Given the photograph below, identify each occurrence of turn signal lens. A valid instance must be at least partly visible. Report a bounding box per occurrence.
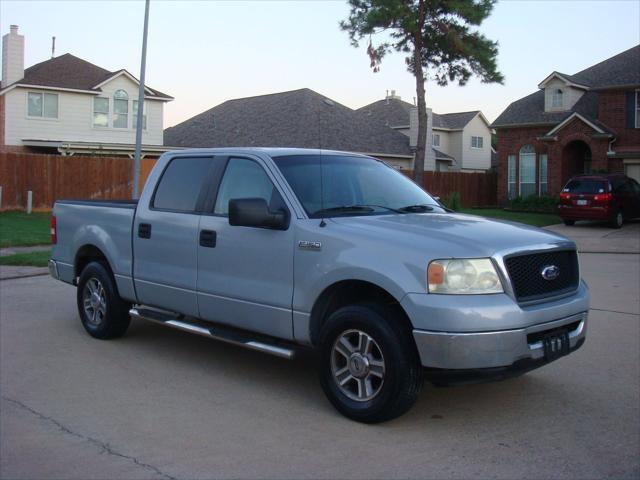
[427,262,444,285]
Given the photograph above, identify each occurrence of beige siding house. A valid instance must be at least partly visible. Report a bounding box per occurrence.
[0,25,172,156]
[358,92,494,172]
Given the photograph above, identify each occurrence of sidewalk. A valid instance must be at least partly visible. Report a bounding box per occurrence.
[0,265,49,281]
[0,245,51,257]
[0,245,51,280]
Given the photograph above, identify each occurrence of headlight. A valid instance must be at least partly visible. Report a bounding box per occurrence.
[427,258,503,294]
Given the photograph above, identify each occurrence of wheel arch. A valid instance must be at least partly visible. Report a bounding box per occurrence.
[74,244,111,279]
[308,279,413,346]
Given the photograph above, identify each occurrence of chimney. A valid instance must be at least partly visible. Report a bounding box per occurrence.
[386,89,401,101]
[2,25,25,88]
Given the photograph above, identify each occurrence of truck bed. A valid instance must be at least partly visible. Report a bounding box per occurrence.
[51,199,138,301]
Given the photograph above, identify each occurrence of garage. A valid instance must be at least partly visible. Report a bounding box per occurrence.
[624,160,640,183]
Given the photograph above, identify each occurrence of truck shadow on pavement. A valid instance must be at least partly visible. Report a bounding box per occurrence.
[120,317,573,429]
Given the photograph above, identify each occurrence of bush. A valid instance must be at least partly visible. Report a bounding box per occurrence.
[444,191,461,211]
[509,195,559,213]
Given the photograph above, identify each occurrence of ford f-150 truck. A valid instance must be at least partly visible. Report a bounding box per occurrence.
[50,148,589,423]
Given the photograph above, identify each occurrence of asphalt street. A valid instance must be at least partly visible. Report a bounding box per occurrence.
[1,253,638,479]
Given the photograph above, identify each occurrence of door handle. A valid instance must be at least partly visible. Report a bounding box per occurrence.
[138,223,152,239]
[199,229,217,248]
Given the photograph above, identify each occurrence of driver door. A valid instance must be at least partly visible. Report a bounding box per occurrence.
[196,156,295,340]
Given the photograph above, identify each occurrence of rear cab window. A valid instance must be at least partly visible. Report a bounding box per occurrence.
[563,179,608,195]
[152,157,212,212]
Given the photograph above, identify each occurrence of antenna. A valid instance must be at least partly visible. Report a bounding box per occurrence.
[317,100,326,228]
[51,36,56,58]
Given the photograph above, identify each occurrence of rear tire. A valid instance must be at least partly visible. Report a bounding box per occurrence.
[77,261,131,339]
[610,210,623,229]
[563,220,575,226]
[318,304,423,423]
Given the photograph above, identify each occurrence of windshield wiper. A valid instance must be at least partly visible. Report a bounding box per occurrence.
[398,204,435,213]
[313,204,402,216]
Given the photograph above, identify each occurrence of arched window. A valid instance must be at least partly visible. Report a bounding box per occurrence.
[113,89,129,128]
[519,144,536,198]
[552,88,563,109]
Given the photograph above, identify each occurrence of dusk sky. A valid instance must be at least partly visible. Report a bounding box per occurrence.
[2,0,639,128]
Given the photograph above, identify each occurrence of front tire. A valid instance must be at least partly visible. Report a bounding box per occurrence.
[77,261,131,339]
[318,304,423,423]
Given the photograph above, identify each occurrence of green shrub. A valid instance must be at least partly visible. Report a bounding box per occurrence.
[444,191,461,211]
[509,195,559,213]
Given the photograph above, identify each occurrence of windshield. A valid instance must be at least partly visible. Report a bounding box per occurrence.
[563,179,608,194]
[272,154,442,218]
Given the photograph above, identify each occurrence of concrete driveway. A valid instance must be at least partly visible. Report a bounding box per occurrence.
[545,220,640,254]
[1,252,639,479]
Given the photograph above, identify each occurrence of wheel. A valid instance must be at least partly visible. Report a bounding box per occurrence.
[610,210,623,229]
[318,304,423,423]
[563,220,575,226]
[77,261,131,339]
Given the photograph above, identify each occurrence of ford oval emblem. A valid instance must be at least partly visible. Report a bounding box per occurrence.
[541,265,560,281]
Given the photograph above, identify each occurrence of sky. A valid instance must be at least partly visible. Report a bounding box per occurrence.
[1,0,639,128]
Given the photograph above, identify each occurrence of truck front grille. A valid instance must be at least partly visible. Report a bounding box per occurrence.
[505,250,579,302]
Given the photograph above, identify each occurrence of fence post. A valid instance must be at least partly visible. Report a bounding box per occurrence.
[27,190,33,214]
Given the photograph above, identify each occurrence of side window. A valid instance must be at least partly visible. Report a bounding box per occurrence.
[214,158,285,216]
[153,157,212,212]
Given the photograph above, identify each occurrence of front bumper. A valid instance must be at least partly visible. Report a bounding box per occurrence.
[412,311,587,370]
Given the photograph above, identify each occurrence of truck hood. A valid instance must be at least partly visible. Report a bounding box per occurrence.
[329,212,573,258]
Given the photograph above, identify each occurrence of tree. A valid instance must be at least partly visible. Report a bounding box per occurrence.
[341,0,503,185]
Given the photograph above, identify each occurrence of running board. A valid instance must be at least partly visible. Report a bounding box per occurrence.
[129,307,296,360]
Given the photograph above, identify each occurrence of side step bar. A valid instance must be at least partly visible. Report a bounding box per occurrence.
[129,307,296,360]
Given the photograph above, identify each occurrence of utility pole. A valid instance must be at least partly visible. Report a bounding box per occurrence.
[133,0,150,198]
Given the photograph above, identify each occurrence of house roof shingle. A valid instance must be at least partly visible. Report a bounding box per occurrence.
[163,88,412,156]
[433,111,480,130]
[356,98,479,130]
[492,45,639,128]
[2,53,172,99]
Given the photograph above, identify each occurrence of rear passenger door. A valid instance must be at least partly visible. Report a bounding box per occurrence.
[196,156,295,340]
[133,156,215,316]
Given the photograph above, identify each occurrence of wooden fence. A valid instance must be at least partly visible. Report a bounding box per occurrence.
[0,153,498,210]
[0,152,157,210]
[402,170,497,207]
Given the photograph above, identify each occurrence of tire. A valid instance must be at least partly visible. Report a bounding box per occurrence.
[610,210,623,229]
[318,304,423,423]
[563,220,575,226]
[77,261,131,339]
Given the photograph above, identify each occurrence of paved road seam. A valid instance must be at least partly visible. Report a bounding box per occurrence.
[590,307,640,317]
[2,396,178,480]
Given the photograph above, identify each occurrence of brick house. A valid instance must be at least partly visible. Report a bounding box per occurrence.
[492,45,640,204]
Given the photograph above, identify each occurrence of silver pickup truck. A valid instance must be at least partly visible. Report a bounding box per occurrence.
[50,148,589,423]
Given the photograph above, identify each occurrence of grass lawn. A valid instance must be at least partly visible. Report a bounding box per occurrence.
[459,208,561,228]
[0,211,51,248]
[0,249,51,267]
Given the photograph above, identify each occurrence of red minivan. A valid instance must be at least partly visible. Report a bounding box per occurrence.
[558,174,640,228]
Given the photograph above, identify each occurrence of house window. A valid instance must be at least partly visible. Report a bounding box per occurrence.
[93,97,109,127]
[636,91,640,128]
[27,92,58,118]
[539,154,548,195]
[507,154,517,200]
[471,136,483,149]
[432,133,440,147]
[519,144,536,198]
[113,89,129,128]
[552,89,563,109]
[133,100,147,130]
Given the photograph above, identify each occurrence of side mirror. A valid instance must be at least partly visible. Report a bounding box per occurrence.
[228,198,289,230]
